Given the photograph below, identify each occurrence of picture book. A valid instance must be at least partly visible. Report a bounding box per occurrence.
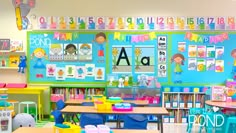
[0,56,8,67]
[63,43,78,61]
[0,39,10,50]
[65,65,76,78]
[76,66,86,79]
[94,67,105,80]
[188,45,197,57]
[49,44,63,61]
[9,55,20,67]
[211,86,226,101]
[215,60,224,72]
[10,40,23,52]
[46,64,56,77]
[78,43,92,61]
[188,58,197,70]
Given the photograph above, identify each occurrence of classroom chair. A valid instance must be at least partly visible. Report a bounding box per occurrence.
[56,99,66,110]
[18,101,38,122]
[225,116,236,133]
[123,114,148,129]
[51,109,64,124]
[79,102,105,128]
[7,100,19,113]
[117,103,137,128]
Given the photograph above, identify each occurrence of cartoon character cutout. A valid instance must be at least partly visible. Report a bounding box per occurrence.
[18,55,27,73]
[49,44,63,60]
[231,49,236,80]
[171,53,185,83]
[31,48,47,78]
[94,32,107,61]
[64,43,77,60]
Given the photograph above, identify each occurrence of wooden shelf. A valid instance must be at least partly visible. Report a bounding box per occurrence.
[0,67,18,70]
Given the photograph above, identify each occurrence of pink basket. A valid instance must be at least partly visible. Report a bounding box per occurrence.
[74,94,84,99]
[112,106,133,111]
[50,94,64,102]
[6,83,27,88]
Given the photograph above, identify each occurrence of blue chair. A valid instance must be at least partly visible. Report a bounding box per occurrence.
[56,99,66,110]
[123,114,148,129]
[51,110,64,124]
[79,102,105,128]
[117,103,137,128]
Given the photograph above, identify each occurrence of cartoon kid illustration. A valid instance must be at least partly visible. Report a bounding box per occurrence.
[50,44,62,55]
[94,32,107,57]
[231,49,236,80]
[31,48,47,78]
[171,53,185,83]
[65,43,77,55]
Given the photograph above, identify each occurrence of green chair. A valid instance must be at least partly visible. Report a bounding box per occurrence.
[225,116,236,133]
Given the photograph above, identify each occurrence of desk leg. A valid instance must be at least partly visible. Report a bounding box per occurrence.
[158,115,163,133]
[38,94,41,121]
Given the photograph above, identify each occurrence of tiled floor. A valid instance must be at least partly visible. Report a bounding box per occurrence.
[42,122,203,133]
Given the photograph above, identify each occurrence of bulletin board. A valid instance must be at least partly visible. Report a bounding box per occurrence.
[27,30,235,85]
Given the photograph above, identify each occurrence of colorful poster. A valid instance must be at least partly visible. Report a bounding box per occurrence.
[10,40,23,51]
[206,58,215,71]
[49,44,63,61]
[197,45,206,58]
[78,43,92,61]
[57,17,67,29]
[112,46,132,73]
[0,39,10,50]
[65,65,76,78]
[55,67,66,80]
[134,46,155,73]
[215,46,224,59]
[215,60,224,72]
[188,58,197,70]
[96,17,106,29]
[76,66,86,79]
[46,64,56,77]
[178,42,186,52]
[157,36,167,49]
[63,43,78,61]
[95,67,105,80]
[158,64,167,77]
[157,50,167,63]
[206,45,215,58]
[197,59,206,72]
[188,45,197,57]
[85,64,95,76]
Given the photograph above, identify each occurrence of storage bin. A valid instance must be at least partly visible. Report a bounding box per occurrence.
[53,122,81,133]
[50,94,64,102]
[172,87,182,92]
[163,87,171,92]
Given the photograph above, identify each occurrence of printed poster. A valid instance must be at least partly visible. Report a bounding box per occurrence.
[63,43,78,61]
[197,59,206,72]
[9,55,20,67]
[85,64,95,76]
[65,65,76,78]
[211,86,226,101]
[56,67,66,80]
[215,60,224,72]
[78,43,92,61]
[76,66,86,79]
[46,64,56,77]
[206,58,215,71]
[157,64,167,77]
[49,44,63,61]
[188,58,197,70]
[95,67,105,80]
[178,42,186,52]
[206,46,215,58]
[0,39,10,50]
[157,50,167,63]
[10,40,23,51]
[157,36,167,49]
[188,45,197,57]
[215,46,224,59]
[197,45,206,58]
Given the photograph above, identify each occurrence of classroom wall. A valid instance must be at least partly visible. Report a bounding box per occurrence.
[1,0,236,114]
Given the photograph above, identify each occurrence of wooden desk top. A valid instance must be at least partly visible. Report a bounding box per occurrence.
[65,99,149,106]
[13,127,159,133]
[205,100,236,109]
[61,105,169,115]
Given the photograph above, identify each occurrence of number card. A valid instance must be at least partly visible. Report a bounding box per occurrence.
[136,17,145,30]
[58,16,67,29]
[107,17,115,29]
[49,44,63,61]
[176,17,185,30]
[68,17,76,30]
[166,17,175,30]
[196,17,205,30]
[157,17,165,30]
[216,17,225,30]
[146,17,155,30]
[186,17,195,30]
[77,17,86,30]
[96,17,106,29]
[38,16,48,29]
[63,43,78,61]
[227,17,235,30]
[206,17,215,30]
[87,16,95,29]
[116,17,125,29]
[48,16,57,29]
[126,17,135,30]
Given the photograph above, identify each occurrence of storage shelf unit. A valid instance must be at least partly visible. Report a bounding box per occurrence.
[162,86,207,123]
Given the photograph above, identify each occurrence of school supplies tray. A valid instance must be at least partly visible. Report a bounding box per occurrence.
[80,130,114,133]
[107,97,123,103]
[112,103,133,111]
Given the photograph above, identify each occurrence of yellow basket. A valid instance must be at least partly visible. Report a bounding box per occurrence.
[105,102,112,110]
[53,122,81,133]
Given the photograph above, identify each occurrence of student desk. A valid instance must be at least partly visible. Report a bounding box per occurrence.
[61,106,168,133]
[13,127,159,133]
[205,100,236,109]
[66,99,149,106]
[0,87,47,121]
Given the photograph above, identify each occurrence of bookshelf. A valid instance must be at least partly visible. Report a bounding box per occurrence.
[162,87,206,123]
